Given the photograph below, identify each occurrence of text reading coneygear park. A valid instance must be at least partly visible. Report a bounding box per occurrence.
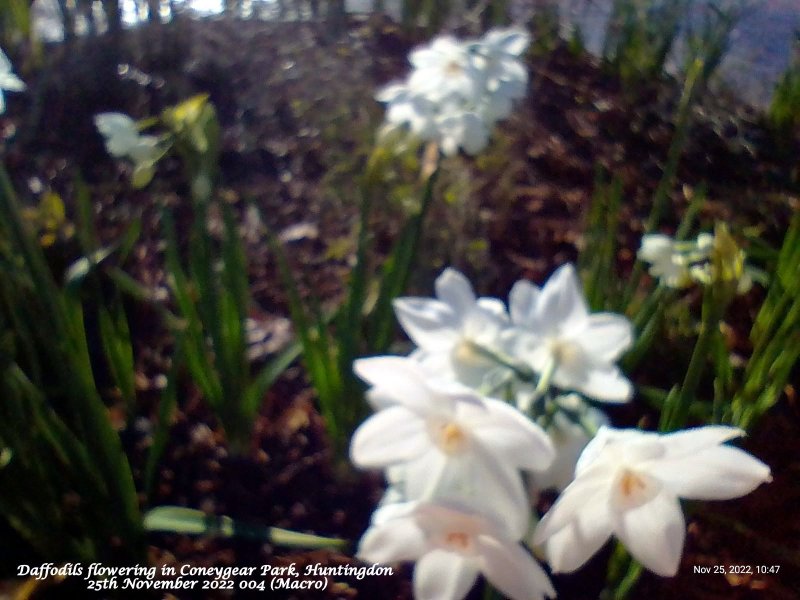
[18,561,393,592]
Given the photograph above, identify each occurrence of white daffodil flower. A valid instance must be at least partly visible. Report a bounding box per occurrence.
[638,234,694,288]
[393,268,512,389]
[350,356,554,537]
[509,263,634,402]
[407,36,483,105]
[358,501,556,600]
[533,425,772,577]
[638,233,714,289]
[94,112,160,165]
[531,394,609,493]
[375,28,530,156]
[0,48,26,114]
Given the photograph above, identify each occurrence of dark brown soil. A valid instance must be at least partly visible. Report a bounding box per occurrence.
[2,13,798,600]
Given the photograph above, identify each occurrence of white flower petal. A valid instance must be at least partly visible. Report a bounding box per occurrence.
[353,356,444,412]
[649,445,771,500]
[414,550,479,600]
[468,398,555,472]
[509,279,541,324]
[613,491,685,577]
[659,426,744,458]
[483,28,531,56]
[577,314,633,362]
[425,448,531,541]
[638,234,674,263]
[350,406,429,468]
[533,470,610,543]
[476,297,509,320]
[357,516,427,564]
[434,268,477,317]
[393,297,461,351]
[404,450,449,502]
[477,536,555,600]
[543,509,614,573]
[0,72,25,91]
[576,365,633,403]
[528,264,589,333]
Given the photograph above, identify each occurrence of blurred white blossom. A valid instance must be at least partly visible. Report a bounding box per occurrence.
[94,112,160,165]
[350,356,554,537]
[393,268,512,389]
[358,501,555,600]
[509,264,634,402]
[638,233,714,289]
[376,28,530,155]
[0,48,25,114]
[533,425,771,576]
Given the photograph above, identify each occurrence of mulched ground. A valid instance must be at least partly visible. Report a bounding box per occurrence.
[2,12,799,600]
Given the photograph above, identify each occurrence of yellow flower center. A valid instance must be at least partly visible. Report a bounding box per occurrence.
[452,338,493,368]
[433,421,469,455]
[444,60,463,76]
[444,531,471,550]
[619,469,647,499]
[548,338,582,368]
[612,467,658,510]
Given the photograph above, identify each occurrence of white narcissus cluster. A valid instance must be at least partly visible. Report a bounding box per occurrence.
[638,229,755,294]
[376,28,530,156]
[350,264,772,599]
[638,233,714,289]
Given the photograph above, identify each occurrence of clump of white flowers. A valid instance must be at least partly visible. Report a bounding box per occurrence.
[376,28,530,156]
[350,264,772,599]
[638,225,756,294]
[0,48,26,114]
[638,232,714,289]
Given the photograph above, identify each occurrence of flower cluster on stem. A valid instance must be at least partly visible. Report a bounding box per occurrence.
[350,262,772,598]
[376,28,530,156]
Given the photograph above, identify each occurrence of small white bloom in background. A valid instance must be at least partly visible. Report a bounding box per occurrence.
[509,263,634,403]
[393,268,511,389]
[358,501,556,600]
[530,394,609,493]
[376,27,530,156]
[533,425,771,577]
[350,356,554,537]
[94,112,160,165]
[637,234,694,289]
[638,233,713,289]
[0,48,26,114]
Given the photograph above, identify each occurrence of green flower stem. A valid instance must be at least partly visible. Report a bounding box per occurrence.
[519,356,558,416]
[621,58,704,309]
[662,282,726,431]
[601,542,642,600]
